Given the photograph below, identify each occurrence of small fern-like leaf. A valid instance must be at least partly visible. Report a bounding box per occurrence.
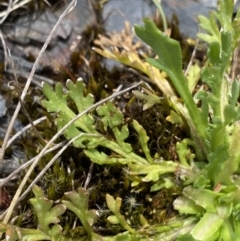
[29,185,66,235]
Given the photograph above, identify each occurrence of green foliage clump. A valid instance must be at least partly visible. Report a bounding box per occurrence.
[134,0,240,240]
[40,0,240,239]
[3,0,240,240]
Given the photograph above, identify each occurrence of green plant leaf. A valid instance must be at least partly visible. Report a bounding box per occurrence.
[190,211,224,241]
[206,144,229,182]
[135,19,184,89]
[132,89,161,110]
[106,194,136,233]
[173,196,205,215]
[106,194,116,213]
[42,79,149,165]
[215,123,240,184]
[183,186,222,212]
[176,139,195,167]
[135,18,208,161]
[186,64,201,94]
[97,102,132,153]
[208,41,221,65]
[107,215,120,225]
[229,78,240,108]
[129,162,178,183]
[132,120,153,163]
[63,188,101,239]
[42,79,97,148]
[218,0,234,31]
[150,176,175,191]
[29,185,66,235]
[166,110,183,124]
[0,223,52,241]
[197,13,220,43]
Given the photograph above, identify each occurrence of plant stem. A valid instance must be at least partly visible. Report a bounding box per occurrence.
[152,0,167,32]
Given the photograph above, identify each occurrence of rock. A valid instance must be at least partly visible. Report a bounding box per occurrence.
[103,0,240,39]
[0,95,6,118]
[5,10,72,48]
[1,0,95,71]
[103,0,153,32]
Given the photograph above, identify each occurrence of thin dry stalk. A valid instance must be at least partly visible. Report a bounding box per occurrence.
[184,38,199,76]
[0,0,13,24]
[84,162,94,189]
[6,116,47,148]
[0,0,33,19]
[20,134,98,202]
[0,0,77,228]
[0,141,66,189]
[0,30,8,70]
[8,50,47,145]
[0,0,77,163]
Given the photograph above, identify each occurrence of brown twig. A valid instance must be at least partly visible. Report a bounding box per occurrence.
[84,162,94,189]
[7,50,47,145]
